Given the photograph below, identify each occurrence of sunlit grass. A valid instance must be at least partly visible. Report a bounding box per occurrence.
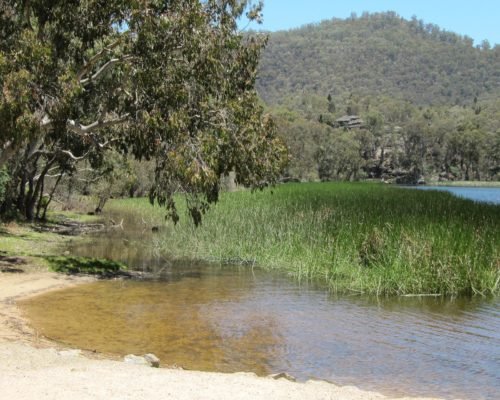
[0,223,67,256]
[45,255,126,276]
[107,182,500,296]
[0,214,116,275]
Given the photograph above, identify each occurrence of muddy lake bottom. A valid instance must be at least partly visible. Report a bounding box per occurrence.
[22,263,500,400]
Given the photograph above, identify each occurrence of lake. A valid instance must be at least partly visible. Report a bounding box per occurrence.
[407,185,500,205]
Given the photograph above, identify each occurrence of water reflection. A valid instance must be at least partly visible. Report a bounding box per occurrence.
[66,212,172,272]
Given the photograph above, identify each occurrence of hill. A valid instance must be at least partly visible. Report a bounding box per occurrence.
[257,12,499,106]
[254,12,500,183]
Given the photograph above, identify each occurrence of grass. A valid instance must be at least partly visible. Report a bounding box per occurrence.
[0,223,68,257]
[106,182,500,297]
[45,255,127,276]
[45,210,103,224]
[0,214,127,276]
[0,207,101,257]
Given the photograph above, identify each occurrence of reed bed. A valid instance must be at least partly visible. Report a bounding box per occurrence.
[108,183,500,296]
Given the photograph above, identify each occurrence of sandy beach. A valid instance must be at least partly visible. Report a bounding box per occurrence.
[0,266,441,400]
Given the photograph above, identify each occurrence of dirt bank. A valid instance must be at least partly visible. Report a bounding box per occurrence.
[0,266,440,400]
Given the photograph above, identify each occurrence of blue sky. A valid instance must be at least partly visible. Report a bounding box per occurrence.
[246,0,500,45]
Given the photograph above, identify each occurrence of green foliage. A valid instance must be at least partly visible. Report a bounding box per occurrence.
[272,110,327,180]
[255,12,500,183]
[267,94,500,182]
[108,183,500,296]
[0,0,287,222]
[85,150,136,212]
[257,12,499,106]
[0,167,9,204]
[316,130,363,181]
[45,255,127,276]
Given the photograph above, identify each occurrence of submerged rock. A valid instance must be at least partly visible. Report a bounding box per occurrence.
[268,372,296,382]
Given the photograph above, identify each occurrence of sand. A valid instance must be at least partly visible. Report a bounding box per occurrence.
[0,267,441,400]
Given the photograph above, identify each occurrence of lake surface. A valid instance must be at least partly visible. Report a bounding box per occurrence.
[408,185,500,205]
[21,206,500,400]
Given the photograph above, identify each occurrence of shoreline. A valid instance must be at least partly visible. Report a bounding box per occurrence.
[0,268,95,346]
[0,266,442,400]
[425,181,500,188]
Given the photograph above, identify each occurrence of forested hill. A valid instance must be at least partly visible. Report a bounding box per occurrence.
[253,13,500,183]
[257,12,500,106]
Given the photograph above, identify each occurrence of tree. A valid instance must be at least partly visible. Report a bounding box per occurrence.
[0,0,287,222]
[316,130,363,181]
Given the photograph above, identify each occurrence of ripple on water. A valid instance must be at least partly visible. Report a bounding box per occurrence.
[20,267,500,400]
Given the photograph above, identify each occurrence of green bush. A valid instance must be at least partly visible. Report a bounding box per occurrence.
[0,167,10,204]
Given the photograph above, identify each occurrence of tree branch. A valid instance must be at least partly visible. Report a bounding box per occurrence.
[66,114,130,135]
[95,137,119,149]
[60,149,91,161]
[80,55,134,86]
[39,113,130,135]
[77,39,122,81]
[45,173,64,178]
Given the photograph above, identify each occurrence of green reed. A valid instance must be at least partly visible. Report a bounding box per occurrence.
[108,183,500,296]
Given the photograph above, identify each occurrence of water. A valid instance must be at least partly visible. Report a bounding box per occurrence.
[407,185,500,205]
[20,204,500,400]
[21,269,500,400]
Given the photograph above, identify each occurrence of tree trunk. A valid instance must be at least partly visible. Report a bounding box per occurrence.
[35,176,45,220]
[42,173,64,220]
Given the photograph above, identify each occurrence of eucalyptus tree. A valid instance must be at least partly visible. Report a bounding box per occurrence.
[0,0,287,222]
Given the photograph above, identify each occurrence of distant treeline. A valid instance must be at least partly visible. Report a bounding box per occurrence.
[271,94,500,183]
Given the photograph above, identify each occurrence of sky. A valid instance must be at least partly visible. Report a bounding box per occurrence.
[245,0,500,46]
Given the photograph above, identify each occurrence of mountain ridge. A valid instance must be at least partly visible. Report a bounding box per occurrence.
[256,12,499,106]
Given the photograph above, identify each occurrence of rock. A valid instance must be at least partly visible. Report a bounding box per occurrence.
[268,372,296,382]
[124,354,149,366]
[143,353,160,368]
[124,353,160,368]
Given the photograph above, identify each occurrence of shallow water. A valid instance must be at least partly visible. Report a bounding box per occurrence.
[20,203,500,400]
[22,264,500,399]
